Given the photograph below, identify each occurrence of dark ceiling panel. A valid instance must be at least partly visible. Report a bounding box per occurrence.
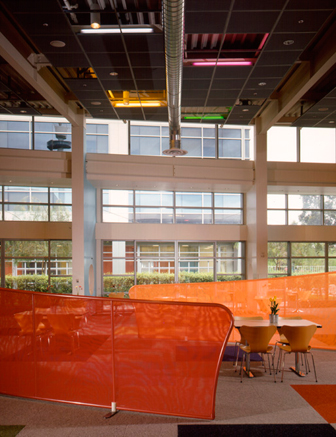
[215,66,252,79]
[208,89,243,99]
[2,0,62,13]
[211,79,247,90]
[243,77,282,89]
[185,12,228,34]
[265,33,314,51]
[10,12,73,36]
[257,50,301,66]
[87,53,129,68]
[250,66,291,78]
[206,98,237,106]
[227,12,279,33]
[286,0,335,10]
[29,35,84,54]
[185,0,231,11]
[64,79,103,91]
[274,10,332,33]
[43,53,90,68]
[183,67,214,79]
[233,0,286,10]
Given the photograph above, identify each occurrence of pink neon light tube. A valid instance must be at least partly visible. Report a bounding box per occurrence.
[193,61,253,66]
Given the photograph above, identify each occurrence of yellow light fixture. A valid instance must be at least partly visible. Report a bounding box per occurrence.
[114,101,162,107]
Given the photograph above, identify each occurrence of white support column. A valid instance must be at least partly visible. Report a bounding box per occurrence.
[72,112,97,295]
[246,119,268,279]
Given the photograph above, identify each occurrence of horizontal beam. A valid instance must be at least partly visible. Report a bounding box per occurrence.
[0,33,82,127]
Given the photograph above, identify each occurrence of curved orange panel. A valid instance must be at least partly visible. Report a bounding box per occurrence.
[0,287,233,420]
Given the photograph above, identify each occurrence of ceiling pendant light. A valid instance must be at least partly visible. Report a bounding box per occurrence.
[90,4,101,29]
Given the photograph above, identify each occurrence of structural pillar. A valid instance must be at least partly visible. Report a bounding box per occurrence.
[246,118,268,279]
[71,112,97,295]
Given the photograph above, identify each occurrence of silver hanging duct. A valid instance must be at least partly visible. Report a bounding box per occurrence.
[162,0,187,156]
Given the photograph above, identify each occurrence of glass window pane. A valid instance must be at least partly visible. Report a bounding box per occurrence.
[4,204,48,221]
[162,126,169,136]
[0,132,30,149]
[267,194,286,209]
[35,122,71,133]
[103,207,133,223]
[268,210,286,225]
[137,243,174,257]
[176,208,212,224]
[50,188,72,204]
[268,242,288,257]
[203,138,216,157]
[0,121,29,131]
[292,258,325,275]
[181,138,202,157]
[267,126,297,162]
[217,242,244,257]
[288,210,322,225]
[215,209,242,224]
[179,243,213,258]
[245,139,250,159]
[135,208,174,223]
[203,128,216,138]
[217,259,244,274]
[131,126,160,136]
[176,192,212,207]
[104,260,135,275]
[131,136,160,155]
[328,259,336,272]
[103,241,135,258]
[50,205,72,221]
[218,139,241,158]
[324,211,336,225]
[4,186,46,203]
[5,240,48,257]
[215,193,242,208]
[135,191,173,206]
[181,127,202,137]
[50,241,72,258]
[324,195,336,209]
[245,129,250,139]
[86,124,108,134]
[102,190,133,206]
[288,194,321,209]
[218,128,241,139]
[50,260,72,275]
[291,242,325,257]
[328,243,336,257]
[268,258,288,275]
[301,128,336,163]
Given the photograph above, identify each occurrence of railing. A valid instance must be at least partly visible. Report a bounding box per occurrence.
[0,287,233,420]
[129,271,336,350]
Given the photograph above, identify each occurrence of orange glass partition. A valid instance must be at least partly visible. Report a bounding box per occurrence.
[0,287,233,420]
[129,272,336,350]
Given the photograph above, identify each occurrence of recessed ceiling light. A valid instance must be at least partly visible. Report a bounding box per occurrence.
[43,23,49,27]
[242,109,249,112]
[318,107,329,112]
[283,40,294,46]
[20,110,27,113]
[258,82,267,86]
[298,20,304,24]
[82,83,87,87]
[329,121,335,124]
[110,72,118,76]
[91,101,102,106]
[253,92,257,96]
[50,40,66,48]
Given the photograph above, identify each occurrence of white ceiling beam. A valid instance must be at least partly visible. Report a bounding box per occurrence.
[0,32,82,127]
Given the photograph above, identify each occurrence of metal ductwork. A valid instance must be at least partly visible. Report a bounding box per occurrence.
[162,0,187,156]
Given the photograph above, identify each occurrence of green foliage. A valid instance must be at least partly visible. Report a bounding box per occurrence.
[103,272,243,296]
[5,275,72,294]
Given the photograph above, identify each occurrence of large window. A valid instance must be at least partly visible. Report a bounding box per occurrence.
[130,123,252,159]
[103,240,245,296]
[1,186,72,222]
[103,189,243,224]
[268,241,336,277]
[0,117,108,153]
[267,194,336,225]
[3,240,72,293]
[267,126,336,163]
